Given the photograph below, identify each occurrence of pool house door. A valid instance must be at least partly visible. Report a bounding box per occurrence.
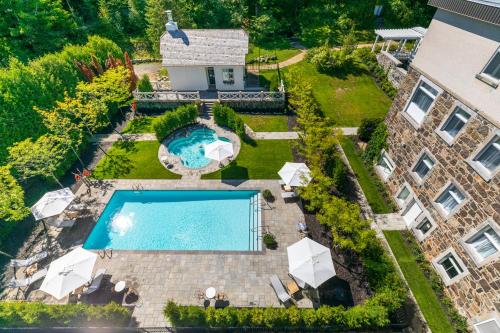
[206,67,216,90]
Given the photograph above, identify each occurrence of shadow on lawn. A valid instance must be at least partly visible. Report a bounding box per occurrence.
[220,162,249,180]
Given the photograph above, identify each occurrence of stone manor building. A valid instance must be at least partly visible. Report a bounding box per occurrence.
[377,0,499,330]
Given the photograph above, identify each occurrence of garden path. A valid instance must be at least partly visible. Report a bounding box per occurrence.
[91,133,156,143]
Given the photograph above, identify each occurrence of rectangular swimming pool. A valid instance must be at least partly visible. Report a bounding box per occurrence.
[83,190,261,251]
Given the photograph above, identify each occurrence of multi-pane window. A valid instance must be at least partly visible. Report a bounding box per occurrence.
[376,151,395,179]
[435,183,465,217]
[440,107,471,140]
[405,80,439,125]
[465,225,500,263]
[396,186,410,207]
[474,317,500,333]
[472,135,500,179]
[416,217,433,235]
[481,49,500,82]
[413,153,435,180]
[438,253,464,279]
[222,68,234,84]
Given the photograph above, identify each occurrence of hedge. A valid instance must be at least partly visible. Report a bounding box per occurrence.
[212,103,245,137]
[0,301,130,328]
[164,301,390,330]
[362,122,388,165]
[153,104,199,142]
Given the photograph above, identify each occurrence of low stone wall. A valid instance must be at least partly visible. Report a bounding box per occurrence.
[376,51,408,89]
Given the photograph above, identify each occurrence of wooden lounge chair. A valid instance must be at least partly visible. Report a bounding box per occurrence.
[269,274,292,305]
[82,268,106,295]
[7,268,48,298]
[289,273,307,289]
[45,214,77,228]
[9,251,48,268]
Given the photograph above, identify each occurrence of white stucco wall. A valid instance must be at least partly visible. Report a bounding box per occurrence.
[166,65,245,91]
[412,9,500,125]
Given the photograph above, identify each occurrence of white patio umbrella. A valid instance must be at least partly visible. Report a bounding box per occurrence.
[278,162,312,187]
[204,140,234,162]
[40,247,97,300]
[31,188,75,221]
[287,237,336,289]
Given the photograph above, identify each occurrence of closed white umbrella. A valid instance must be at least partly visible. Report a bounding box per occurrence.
[31,188,75,221]
[287,237,335,288]
[278,162,312,187]
[40,247,97,300]
[204,140,234,162]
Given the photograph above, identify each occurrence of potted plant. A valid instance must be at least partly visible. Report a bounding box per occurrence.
[263,232,278,249]
[262,189,275,202]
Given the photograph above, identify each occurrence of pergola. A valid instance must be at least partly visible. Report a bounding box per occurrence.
[372,27,427,60]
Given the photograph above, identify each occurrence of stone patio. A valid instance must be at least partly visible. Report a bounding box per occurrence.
[6,179,312,327]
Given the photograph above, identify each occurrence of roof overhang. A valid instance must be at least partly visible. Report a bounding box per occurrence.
[374,27,427,40]
[428,0,500,26]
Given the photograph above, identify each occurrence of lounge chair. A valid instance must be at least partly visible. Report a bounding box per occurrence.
[7,267,48,298]
[45,214,76,228]
[269,274,292,304]
[9,251,48,268]
[281,191,298,200]
[82,268,106,295]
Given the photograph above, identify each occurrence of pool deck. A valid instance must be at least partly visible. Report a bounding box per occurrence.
[9,179,312,327]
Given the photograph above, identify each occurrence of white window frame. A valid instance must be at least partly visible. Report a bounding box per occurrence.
[461,218,500,267]
[402,76,442,129]
[435,101,475,146]
[409,149,437,185]
[412,212,437,241]
[394,182,413,209]
[473,314,500,333]
[375,150,396,181]
[466,130,500,182]
[222,68,235,85]
[432,180,468,220]
[432,248,469,286]
[476,47,500,88]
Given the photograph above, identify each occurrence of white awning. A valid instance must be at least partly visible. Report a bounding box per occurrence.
[374,27,427,40]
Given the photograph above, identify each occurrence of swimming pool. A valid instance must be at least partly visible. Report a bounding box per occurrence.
[167,128,230,169]
[83,190,261,251]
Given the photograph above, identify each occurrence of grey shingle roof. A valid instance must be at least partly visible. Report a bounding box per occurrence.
[160,29,248,66]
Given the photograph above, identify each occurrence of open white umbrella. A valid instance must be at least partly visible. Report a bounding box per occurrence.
[40,247,97,300]
[31,188,75,221]
[278,162,312,187]
[287,237,335,288]
[204,140,234,162]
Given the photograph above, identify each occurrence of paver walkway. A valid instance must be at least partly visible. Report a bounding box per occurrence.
[249,128,358,140]
[91,133,157,143]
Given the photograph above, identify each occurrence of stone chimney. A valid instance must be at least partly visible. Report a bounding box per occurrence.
[165,10,178,32]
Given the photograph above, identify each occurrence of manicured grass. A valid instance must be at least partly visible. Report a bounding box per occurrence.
[122,116,155,134]
[93,141,181,179]
[340,137,393,214]
[240,114,289,132]
[246,39,301,64]
[202,139,293,180]
[384,231,455,333]
[261,60,391,126]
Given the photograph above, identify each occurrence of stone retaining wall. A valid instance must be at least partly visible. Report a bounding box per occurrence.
[383,66,499,322]
[376,51,408,89]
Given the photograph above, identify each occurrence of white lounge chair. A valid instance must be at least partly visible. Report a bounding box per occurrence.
[269,274,292,305]
[7,268,48,291]
[45,214,76,228]
[9,251,48,268]
[281,191,298,200]
[82,268,107,295]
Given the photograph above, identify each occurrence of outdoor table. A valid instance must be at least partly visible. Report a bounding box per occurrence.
[205,287,216,299]
[287,280,300,296]
[25,263,38,277]
[114,280,126,293]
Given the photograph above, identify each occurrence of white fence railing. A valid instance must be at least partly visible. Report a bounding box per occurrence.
[133,91,200,102]
[218,80,285,102]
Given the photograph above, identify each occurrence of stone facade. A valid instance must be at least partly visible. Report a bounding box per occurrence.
[376,51,408,89]
[383,66,499,321]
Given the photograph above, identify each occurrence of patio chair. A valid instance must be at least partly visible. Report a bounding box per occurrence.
[45,214,76,228]
[269,274,292,305]
[281,191,298,200]
[82,268,106,295]
[9,251,48,269]
[288,273,307,289]
[7,267,48,298]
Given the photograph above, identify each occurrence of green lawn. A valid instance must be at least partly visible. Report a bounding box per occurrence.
[202,139,293,179]
[340,137,393,214]
[122,116,155,134]
[384,231,455,333]
[246,38,301,64]
[93,141,181,179]
[240,114,289,132]
[261,60,391,126]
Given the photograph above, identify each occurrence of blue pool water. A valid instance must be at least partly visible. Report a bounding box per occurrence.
[83,190,261,251]
[167,128,230,169]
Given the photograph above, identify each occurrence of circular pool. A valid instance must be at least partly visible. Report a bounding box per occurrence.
[167,128,230,169]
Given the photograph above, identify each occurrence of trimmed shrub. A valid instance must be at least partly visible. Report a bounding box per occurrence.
[362,122,388,165]
[358,118,383,142]
[306,47,352,74]
[262,233,277,249]
[153,104,198,142]
[212,103,245,137]
[0,301,130,328]
[137,74,154,92]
